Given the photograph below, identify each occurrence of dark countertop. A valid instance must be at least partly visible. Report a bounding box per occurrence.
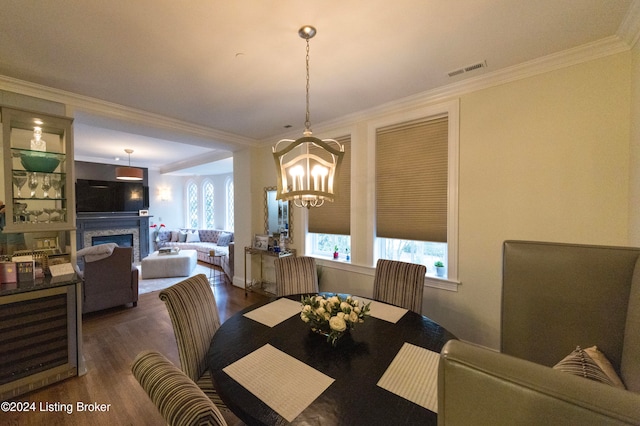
[0,273,81,297]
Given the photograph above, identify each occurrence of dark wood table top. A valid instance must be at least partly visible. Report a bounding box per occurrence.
[208,294,457,425]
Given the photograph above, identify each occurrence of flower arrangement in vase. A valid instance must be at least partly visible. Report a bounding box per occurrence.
[300,294,371,346]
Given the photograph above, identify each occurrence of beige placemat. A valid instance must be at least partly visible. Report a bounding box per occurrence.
[223,344,335,422]
[358,298,408,323]
[243,297,302,327]
[377,342,439,413]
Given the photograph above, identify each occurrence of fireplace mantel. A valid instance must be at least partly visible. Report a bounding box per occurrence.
[76,213,151,263]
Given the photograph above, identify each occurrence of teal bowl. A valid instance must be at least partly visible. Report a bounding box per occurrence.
[20,153,61,173]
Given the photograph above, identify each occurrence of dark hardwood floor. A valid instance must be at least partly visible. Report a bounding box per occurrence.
[4,264,270,426]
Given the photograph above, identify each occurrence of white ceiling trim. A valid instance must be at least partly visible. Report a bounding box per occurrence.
[160,151,233,175]
[618,0,640,47]
[264,35,633,144]
[0,74,258,149]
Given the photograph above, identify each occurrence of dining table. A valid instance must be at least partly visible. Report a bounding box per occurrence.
[207,293,457,425]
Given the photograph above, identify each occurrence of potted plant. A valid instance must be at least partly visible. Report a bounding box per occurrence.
[434,261,446,277]
[333,245,339,259]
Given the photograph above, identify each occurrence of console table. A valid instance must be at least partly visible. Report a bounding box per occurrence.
[243,247,296,296]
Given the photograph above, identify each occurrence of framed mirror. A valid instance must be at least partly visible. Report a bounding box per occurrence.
[264,186,292,240]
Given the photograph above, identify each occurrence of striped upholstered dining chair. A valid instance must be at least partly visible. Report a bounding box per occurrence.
[132,350,227,426]
[372,259,427,314]
[158,274,241,425]
[274,256,319,297]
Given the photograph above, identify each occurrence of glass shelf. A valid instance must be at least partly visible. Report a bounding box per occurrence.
[11,148,66,159]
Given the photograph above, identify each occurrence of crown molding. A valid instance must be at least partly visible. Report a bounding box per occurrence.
[618,0,640,48]
[265,35,632,143]
[0,75,258,149]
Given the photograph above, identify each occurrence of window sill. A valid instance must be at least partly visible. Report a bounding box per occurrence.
[314,256,460,292]
[424,275,459,292]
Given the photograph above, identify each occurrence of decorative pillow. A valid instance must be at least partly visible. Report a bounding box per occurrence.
[553,346,626,389]
[186,230,201,243]
[583,346,626,389]
[170,230,180,242]
[178,231,188,243]
[217,232,233,247]
[157,230,171,243]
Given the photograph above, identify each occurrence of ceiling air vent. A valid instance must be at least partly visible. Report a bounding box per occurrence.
[448,60,487,78]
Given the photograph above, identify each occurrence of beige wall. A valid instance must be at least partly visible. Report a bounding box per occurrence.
[244,51,632,349]
[430,53,631,347]
[630,38,640,246]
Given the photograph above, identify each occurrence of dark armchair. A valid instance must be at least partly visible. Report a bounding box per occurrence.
[81,246,139,314]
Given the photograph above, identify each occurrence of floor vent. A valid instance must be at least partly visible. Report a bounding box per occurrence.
[448,60,487,77]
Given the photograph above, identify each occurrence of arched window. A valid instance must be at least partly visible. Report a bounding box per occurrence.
[226,177,234,231]
[203,179,215,229]
[186,180,198,228]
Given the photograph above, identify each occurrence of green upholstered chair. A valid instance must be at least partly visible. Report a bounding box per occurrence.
[372,259,426,314]
[132,350,227,426]
[274,256,319,297]
[159,274,240,425]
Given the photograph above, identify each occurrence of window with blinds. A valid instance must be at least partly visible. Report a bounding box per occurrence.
[376,116,448,243]
[308,135,351,235]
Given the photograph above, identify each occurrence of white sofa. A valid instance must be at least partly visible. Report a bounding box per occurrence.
[153,229,234,281]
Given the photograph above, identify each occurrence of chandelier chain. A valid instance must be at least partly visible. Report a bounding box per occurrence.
[305,38,311,133]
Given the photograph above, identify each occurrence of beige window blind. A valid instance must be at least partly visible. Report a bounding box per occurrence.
[376,116,448,242]
[308,135,351,235]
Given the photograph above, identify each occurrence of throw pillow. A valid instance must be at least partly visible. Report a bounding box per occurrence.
[170,230,180,242]
[157,230,171,243]
[178,231,188,243]
[217,232,233,247]
[553,346,626,389]
[583,346,626,389]
[186,230,201,243]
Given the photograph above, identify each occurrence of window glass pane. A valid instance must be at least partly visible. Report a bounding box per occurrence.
[226,179,234,231]
[204,181,214,229]
[187,182,198,228]
[309,233,351,262]
[377,238,446,277]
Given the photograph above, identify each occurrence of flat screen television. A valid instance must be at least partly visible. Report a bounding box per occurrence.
[76,179,149,212]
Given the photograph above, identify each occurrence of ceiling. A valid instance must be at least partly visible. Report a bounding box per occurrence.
[0,1,637,175]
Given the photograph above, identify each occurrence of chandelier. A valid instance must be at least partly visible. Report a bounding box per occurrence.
[116,148,143,181]
[273,25,344,208]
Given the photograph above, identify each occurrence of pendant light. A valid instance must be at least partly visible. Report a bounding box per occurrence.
[272,25,344,208]
[116,149,143,181]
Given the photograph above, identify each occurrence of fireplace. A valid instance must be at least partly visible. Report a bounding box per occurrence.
[76,213,151,263]
[92,234,134,248]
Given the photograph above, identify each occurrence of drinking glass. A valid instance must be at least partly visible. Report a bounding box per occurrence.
[43,207,55,223]
[13,172,28,198]
[56,208,66,223]
[27,209,42,223]
[28,173,39,198]
[13,203,27,223]
[51,176,63,198]
[41,175,51,198]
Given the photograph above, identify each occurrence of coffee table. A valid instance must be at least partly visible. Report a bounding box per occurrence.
[141,249,197,279]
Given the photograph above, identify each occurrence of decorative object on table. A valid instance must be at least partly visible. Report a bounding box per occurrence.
[300,293,371,346]
[158,247,181,255]
[20,152,61,173]
[272,25,344,208]
[253,234,269,251]
[30,126,47,151]
[333,245,339,259]
[434,261,445,277]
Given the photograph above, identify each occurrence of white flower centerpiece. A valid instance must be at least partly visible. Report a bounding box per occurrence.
[300,294,371,346]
